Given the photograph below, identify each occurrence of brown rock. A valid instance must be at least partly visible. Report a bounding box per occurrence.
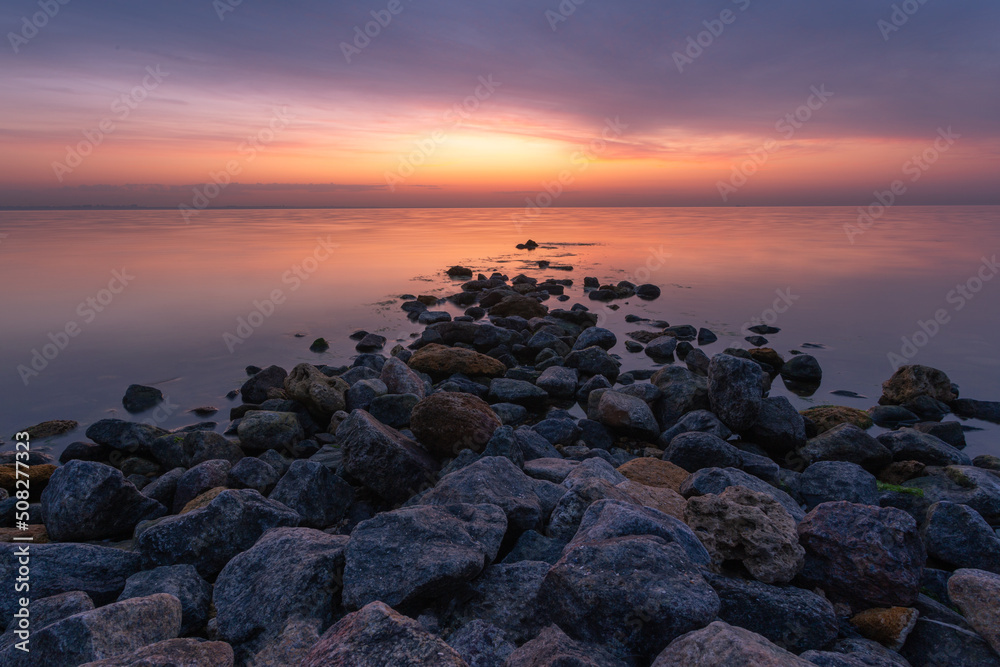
[18,419,78,439]
[80,638,235,666]
[617,457,690,493]
[948,568,1000,655]
[800,406,874,434]
[417,295,439,306]
[652,621,815,666]
[0,525,49,543]
[880,365,957,405]
[748,348,785,370]
[408,344,507,379]
[283,363,349,421]
[684,485,805,584]
[180,487,227,514]
[849,607,919,650]
[489,294,547,319]
[617,480,686,520]
[0,463,58,500]
[410,393,501,458]
[878,460,926,485]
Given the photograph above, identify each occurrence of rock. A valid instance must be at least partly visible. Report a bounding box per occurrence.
[799,423,892,473]
[903,465,1000,523]
[573,327,617,351]
[38,460,164,543]
[532,419,581,447]
[246,617,321,667]
[880,365,957,405]
[708,354,764,432]
[547,478,637,541]
[635,284,661,300]
[797,501,925,609]
[356,332,387,351]
[339,409,439,504]
[118,565,211,636]
[0,591,93,654]
[801,406,874,433]
[877,428,972,467]
[617,457,690,492]
[172,459,231,513]
[370,393,421,429]
[685,485,804,583]
[849,607,919,651]
[576,373,613,404]
[948,568,1000,656]
[24,594,181,667]
[447,265,474,277]
[282,363,349,422]
[651,620,814,666]
[59,440,112,464]
[268,460,353,529]
[490,294,546,319]
[780,354,822,383]
[595,390,659,440]
[879,460,926,485]
[80,638,235,666]
[227,456,280,495]
[645,336,678,361]
[514,427,563,461]
[237,411,305,452]
[680,467,806,522]
[660,410,732,445]
[536,366,579,399]
[342,503,506,609]
[568,499,710,566]
[706,574,838,653]
[419,457,545,531]
[506,624,628,667]
[409,343,507,378]
[301,601,467,666]
[381,356,427,398]
[914,421,966,449]
[488,378,549,407]
[827,638,912,667]
[85,419,170,457]
[184,430,243,467]
[453,560,550,645]
[617,480,686,520]
[345,378,387,412]
[135,489,300,578]
[447,620,515,667]
[869,405,921,428]
[492,402,527,426]
[241,365,288,404]
[214,527,349,658]
[540,535,719,659]
[922,502,1000,573]
[410,393,502,458]
[121,384,163,413]
[799,461,879,510]
[747,397,808,459]
[900,617,1000,667]
[19,419,78,440]
[951,398,1000,423]
[564,346,621,382]
[664,431,741,473]
[480,426,524,467]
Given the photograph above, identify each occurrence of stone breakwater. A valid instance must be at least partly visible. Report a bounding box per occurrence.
[3,263,1000,666]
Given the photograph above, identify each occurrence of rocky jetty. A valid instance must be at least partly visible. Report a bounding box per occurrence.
[6,264,1000,666]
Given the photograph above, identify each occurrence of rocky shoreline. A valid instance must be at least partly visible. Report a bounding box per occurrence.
[3,260,1000,666]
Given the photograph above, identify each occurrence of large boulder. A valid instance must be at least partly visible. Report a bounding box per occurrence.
[547,478,637,541]
[880,365,957,405]
[564,346,621,382]
[652,621,814,666]
[798,423,892,472]
[659,410,732,445]
[380,356,427,398]
[876,428,972,467]
[0,591,93,654]
[408,343,506,378]
[617,457,690,492]
[84,419,170,457]
[283,363,349,422]
[922,502,1000,573]
[135,489,300,578]
[708,355,764,432]
[506,624,628,667]
[594,390,659,440]
[338,409,439,504]
[172,459,232,513]
[536,366,579,399]
[539,535,719,659]
[214,527,349,659]
[452,560,551,645]
[651,367,710,429]
[237,411,305,452]
[680,467,805,522]
[797,501,925,609]
[40,460,166,542]
[117,565,211,636]
[684,486,804,584]
[78,638,234,667]
[268,460,353,529]
[948,568,1000,656]
[342,503,506,609]
[664,432,741,473]
[446,620,515,667]
[240,365,288,404]
[900,617,1000,667]
[799,461,879,510]
[747,397,807,458]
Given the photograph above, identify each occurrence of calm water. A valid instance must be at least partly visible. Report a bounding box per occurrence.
[1,207,998,457]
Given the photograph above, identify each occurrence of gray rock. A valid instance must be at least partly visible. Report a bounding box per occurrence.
[381,356,427,398]
[540,535,719,659]
[492,402,527,426]
[651,366,711,430]
[799,423,893,473]
[79,638,235,667]
[652,621,814,666]
[904,465,1000,523]
[172,459,232,513]
[455,561,551,645]
[659,410,732,445]
[706,574,838,653]
[708,354,765,432]
[40,460,166,542]
[922,501,1000,573]
[829,638,912,667]
[523,458,579,484]
[345,378,387,412]
[481,426,524,468]
[913,421,966,449]
[536,366,579,399]
[447,620,514,667]
[502,530,566,565]
[342,503,506,609]
[680,467,806,522]
[183,430,244,467]
[118,565,211,636]
[136,489,300,578]
[799,461,879,510]
[869,405,921,428]
[573,327,617,351]
[338,409,439,504]
[686,348,711,376]
[514,426,563,461]
[240,365,288,403]
[506,624,628,667]
[951,398,1000,423]
[488,378,548,407]
[738,449,782,486]
[900,617,1000,667]
[562,457,626,488]
[578,419,614,450]
[214,527,349,658]
[301,601,466,666]
[418,457,542,531]
[564,346,621,382]
[226,456,281,495]
[369,393,421,428]
[547,478,637,540]
[257,449,291,476]
[532,419,581,446]
[747,396,808,459]
[122,384,164,413]
[664,431,741,472]
[246,617,322,667]
[237,411,305,452]
[268,460,353,529]
[594,390,659,440]
[645,336,678,361]
[85,419,170,457]
[877,428,972,467]
[0,592,93,654]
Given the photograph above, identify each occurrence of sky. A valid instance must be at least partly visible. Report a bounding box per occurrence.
[1,0,998,209]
